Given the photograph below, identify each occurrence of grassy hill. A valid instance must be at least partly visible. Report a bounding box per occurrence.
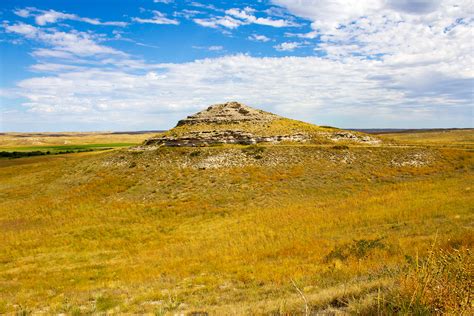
[0,130,472,314]
[146,102,380,146]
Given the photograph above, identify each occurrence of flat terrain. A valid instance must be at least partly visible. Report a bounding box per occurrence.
[0,131,160,159]
[379,129,474,149]
[0,131,159,149]
[0,130,472,314]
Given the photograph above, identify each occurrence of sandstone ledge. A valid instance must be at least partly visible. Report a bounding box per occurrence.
[144,130,309,147]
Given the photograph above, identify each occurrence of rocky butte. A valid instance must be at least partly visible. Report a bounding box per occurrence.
[143,101,380,147]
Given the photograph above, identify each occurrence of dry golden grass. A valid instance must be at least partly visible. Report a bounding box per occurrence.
[162,118,341,144]
[0,131,472,314]
[380,129,474,149]
[0,131,157,148]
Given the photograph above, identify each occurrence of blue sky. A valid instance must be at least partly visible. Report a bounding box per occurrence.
[0,0,473,131]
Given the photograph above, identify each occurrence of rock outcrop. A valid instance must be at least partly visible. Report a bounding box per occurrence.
[144,130,308,147]
[319,131,381,145]
[144,101,311,147]
[177,101,279,126]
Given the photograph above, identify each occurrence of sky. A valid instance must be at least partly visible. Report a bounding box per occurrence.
[0,0,473,131]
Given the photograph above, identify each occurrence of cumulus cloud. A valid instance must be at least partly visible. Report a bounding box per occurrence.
[5,54,472,131]
[132,10,179,25]
[5,22,126,57]
[193,6,299,29]
[14,7,127,27]
[225,7,299,27]
[3,1,473,131]
[272,0,474,75]
[194,16,243,29]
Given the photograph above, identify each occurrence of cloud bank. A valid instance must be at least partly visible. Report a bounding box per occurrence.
[1,0,473,131]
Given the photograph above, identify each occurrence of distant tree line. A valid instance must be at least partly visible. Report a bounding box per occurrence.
[0,149,96,159]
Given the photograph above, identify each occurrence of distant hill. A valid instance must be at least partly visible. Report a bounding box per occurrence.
[143,101,380,147]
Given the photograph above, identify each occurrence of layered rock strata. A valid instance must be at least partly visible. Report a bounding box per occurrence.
[144,130,308,147]
[177,101,278,126]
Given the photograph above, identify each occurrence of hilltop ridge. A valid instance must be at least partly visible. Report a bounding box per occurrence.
[143,101,381,147]
[177,101,279,126]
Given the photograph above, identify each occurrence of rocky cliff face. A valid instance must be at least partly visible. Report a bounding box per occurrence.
[144,130,308,147]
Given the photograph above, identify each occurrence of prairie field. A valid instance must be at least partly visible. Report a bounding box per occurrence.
[0,131,159,148]
[0,130,472,314]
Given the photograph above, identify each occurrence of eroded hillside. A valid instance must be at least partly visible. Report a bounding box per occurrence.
[143,102,381,147]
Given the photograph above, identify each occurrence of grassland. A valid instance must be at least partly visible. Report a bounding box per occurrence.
[379,129,474,149]
[0,131,158,148]
[0,130,472,314]
[0,132,158,158]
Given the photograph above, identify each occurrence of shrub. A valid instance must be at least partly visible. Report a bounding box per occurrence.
[190,151,201,157]
[96,295,119,312]
[325,238,386,262]
[332,145,349,150]
[242,145,265,159]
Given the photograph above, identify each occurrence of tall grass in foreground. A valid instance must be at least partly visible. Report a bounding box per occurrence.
[378,245,473,315]
[0,145,472,314]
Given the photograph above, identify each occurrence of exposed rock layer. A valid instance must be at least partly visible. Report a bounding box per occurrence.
[144,130,308,147]
[177,101,279,126]
[143,101,381,147]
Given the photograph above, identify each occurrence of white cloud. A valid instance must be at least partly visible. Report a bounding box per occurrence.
[194,16,243,29]
[226,7,299,27]
[272,1,474,75]
[6,54,472,131]
[32,49,75,59]
[4,23,38,38]
[285,30,318,39]
[272,0,382,32]
[3,1,473,131]
[193,6,300,30]
[174,9,201,19]
[274,41,301,51]
[14,7,127,27]
[193,45,224,51]
[133,10,179,25]
[5,23,126,57]
[189,2,221,12]
[30,63,84,72]
[248,34,271,42]
[13,8,31,18]
[208,45,223,51]
[154,0,174,3]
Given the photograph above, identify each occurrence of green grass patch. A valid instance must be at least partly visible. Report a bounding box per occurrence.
[0,143,136,158]
[0,143,136,152]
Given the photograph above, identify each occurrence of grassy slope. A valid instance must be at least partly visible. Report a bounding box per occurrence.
[162,118,344,142]
[0,133,472,314]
